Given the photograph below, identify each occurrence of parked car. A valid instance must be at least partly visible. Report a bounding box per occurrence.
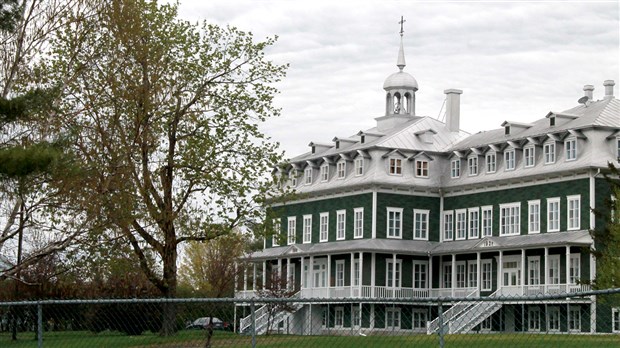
[185,317,228,330]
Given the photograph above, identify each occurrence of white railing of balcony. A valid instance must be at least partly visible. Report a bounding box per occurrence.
[499,284,591,297]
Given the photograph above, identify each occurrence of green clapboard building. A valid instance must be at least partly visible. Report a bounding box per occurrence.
[235,31,620,336]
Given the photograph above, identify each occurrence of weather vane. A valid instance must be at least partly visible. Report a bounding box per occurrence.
[399,16,406,37]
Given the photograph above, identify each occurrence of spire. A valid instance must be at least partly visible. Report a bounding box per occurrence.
[397,16,406,71]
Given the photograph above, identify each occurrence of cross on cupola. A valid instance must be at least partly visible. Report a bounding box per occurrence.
[399,16,406,37]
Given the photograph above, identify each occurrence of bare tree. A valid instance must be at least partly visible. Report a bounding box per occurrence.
[257,272,298,336]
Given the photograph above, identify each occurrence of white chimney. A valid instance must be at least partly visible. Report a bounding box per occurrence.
[444,89,463,132]
[604,80,615,99]
[583,85,594,100]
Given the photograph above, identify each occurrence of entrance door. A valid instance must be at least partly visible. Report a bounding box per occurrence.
[313,259,327,288]
[501,258,521,295]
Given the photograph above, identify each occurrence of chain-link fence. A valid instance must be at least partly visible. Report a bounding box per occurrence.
[1,289,620,347]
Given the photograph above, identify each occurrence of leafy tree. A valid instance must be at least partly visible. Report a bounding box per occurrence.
[36,0,287,335]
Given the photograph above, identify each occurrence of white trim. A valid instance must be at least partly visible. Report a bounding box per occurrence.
[336,209,346,240]
[481,259,492,291]
[504,149,516,171]
[543,141,556,164]
[567,194,581,230]
[287,216,296,245]
[386,258,402,288]
[547,306,560,332]
[386,207,403,239]
[372,191,377,239]
[415,159,429,178]
[547,197,560,232]
[527,256,541,285]
[467,155,478,176]
[388,157,403,176]
[455,209,467,240]
[524,145,535,168]
[353,207,364,239]
[468,207,479,239]
[272,218,281,246]
[568,306,581,332]
[443,210,454,241]
[481,205,493,237]
[335,260,345,287]
[499,202,520,236]
[527,307,541,332]
[451,158,461,178]
[354,157,364,176]
[319,212,329,242]
[612,308,620,333]
[413,209,430,240]
[320,163,329,182]
[528,199,541,234]
[302,214,312,244]
[564,137,577,161]
[336,160,346,179]
[485,151,496,173]
[304,167,313,185]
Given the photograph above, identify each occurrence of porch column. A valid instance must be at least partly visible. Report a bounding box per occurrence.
[521,249,525,294]
[277,258,282,288]
[243,267,248,292]
[252,263,257,290]
[359,252,364,295]
[350,252,355,296]
[544,247,549,293]
[498,251,503,291]
[428,254,433,295]
[286,258,291,290]
[476,252,481,295]
[392,253,397,288]
[451,254,456,297]
[262,261,266,288]
[371,253,376,298]
[327,254,331,288]
[234,262,238,293]
[566,246,571,289]
[300,256,305,289]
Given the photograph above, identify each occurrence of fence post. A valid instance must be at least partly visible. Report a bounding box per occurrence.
[37,303,43,348]
[438,301,445,348]
[250,300,256,348]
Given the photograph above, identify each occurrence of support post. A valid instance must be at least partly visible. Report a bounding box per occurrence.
[37,303,42,348]
[438,301,445,348]
[250,300,256,348]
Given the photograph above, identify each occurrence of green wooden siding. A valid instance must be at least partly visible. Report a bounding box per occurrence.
[376,192,441,241]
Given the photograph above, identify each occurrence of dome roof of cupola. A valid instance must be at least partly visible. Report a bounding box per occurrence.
[383,71,418,90]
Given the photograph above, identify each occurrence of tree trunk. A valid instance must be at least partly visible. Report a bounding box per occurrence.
[159,242,178,336]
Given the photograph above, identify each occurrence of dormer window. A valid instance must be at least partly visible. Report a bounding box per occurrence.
[544,141,556,164]
[354,157,364,176]
[524,145,535,167]
[486,152,496,173]
[337,160,346,179]
[389,158,402,175]
[451,159,461,178]
[550,116,556,127]
[467,156,478,176]
[311,146,316,154]
[289,171,297,187]
[416,160,429,178]
[320,164,329,182]
[304,167,313,185]
[335,141,340,149]
[565,137,577,161]
[504,149,515,170]
[361,135,366,144]
[504,126,510,135]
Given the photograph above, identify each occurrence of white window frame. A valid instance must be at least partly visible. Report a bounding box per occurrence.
[468,156,478,176]
[387,207,403,239]
[548,254,560,285]
[413,261,428,289]
[468,262,478,288]
[412,309,427,330]
[504,149,515,171]
[304,167,313,185]
[303,214,312,244]
[524,145,535,168]
[528,256,540,285]
[569,306,581,332]
[528,200,540,234]
[289,170,298,187]
[354,157,364,176]
[565,137,577,161]
[455,261,467,288]
[443,211,454,241]
[569,253,580,285]
[334,306,344,328]
[547,197,560,232]
[335,260,345,287]
[413,209,429,240]
[320,164,329,182]
[613,308,620,333]
[442,262,452,288]
[385,307,401,330]
[486,152,496,173]
[353,207,364,239]
[499,202,520,236]
[468,208,479,239]
[272,218,281,246]
[481,206,493,237]
[319,212,329,242]
[451,158,461,178]
[548,306,560,332]
[336,210,346,241]
[416,159,429,178]
[544,141,556,164]
[455,209,467,240]
[388,157,402,176]
[336,160,346,179]
[386,259,402,288]
[353,260,360,286]
[528,307,541,332]
[481,260,492,291]
[352,307,361,328]
[567,195,580,230]
[287,216,296,245]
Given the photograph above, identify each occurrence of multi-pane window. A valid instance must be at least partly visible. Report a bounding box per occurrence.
[353,208,364,239]
[565,138,577,161]
[504,149,515,170]
[386,259,402,288]
[569,307,581,332]
[456,262,466,288]
[442,263,452,288]
[500,203,520,235]
[304,167,313,185]
[290,171,297,187]
[303,215,312,244]
[272,218,281,246]
[319,212,329,242]
[416,160,429,177]
[335,307,344,327]
[414,209,429,240]
[569,254,581,284]
[528,307,541,331]
[387,208,403,238]
[528,256,540,285]
[336,210,346,240]
[481,206,493,237]
[352,307,361,327]
[320,164,329,182]
[548,307,560,331]
[468,208,479,238]
[412,310,427,329]
[444,211,454,241]
[389,158,402,175]
[468,156,478,176]
[336,261,345,287]
[567,195,580,230]
[336,161,346,179]
[386,308,401,329]
[547,198,560,232]
[353,260,360,286]
[456,209,467,240]
[544,142,556,164]
[524,146,535,167]
[451,159,461,178]
[548,255,560,285]
[413,261,428,289]
[481,260,492,291]
[528,200,540,234]
[486,152,496,173]
[468,263,477,288]
[287,217,296,245]
[354,158,364,176]
[613,308,620,333]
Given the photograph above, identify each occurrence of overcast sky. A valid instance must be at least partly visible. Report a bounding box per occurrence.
[173,0,619,157]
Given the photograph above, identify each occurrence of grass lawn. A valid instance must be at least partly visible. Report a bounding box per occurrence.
[0,330,619,347]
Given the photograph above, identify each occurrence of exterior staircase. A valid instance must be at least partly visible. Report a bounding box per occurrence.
[427,289,501,335]
[239,291,303,335]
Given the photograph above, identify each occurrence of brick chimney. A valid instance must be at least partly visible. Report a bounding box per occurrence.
[444,89,463,132]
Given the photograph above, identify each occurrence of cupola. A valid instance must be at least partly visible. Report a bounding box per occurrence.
[383,17,418,117]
